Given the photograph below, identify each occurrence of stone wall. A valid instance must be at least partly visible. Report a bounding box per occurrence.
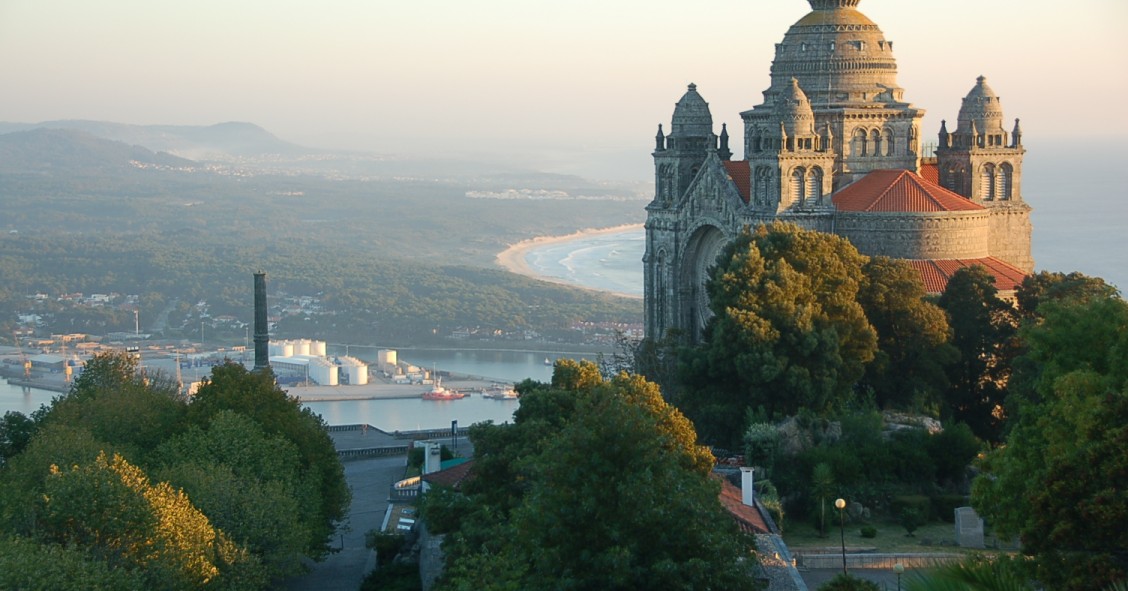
[835,211,990,259]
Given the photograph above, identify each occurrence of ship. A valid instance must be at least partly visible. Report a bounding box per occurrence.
[421,377,466,401]
[481,383,519,400]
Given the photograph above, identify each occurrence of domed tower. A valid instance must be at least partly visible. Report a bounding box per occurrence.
[652,83,717,206]
[646,83,722,339]
[936,76,1032,271]
[742,0,924,188]
[747,78,836,212]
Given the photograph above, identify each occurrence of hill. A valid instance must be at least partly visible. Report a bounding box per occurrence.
[0,128,195,172]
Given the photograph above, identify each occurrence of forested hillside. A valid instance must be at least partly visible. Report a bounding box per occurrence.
[0,124,646,346]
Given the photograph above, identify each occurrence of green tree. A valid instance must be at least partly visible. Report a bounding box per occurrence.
[0,410,38,465]
[39,451,260,591]
[0,535,148,591]
[152,411,310,579]
[680,223,877,444]
[972,296,1128,590]
[937,266,1018,442]
[857,257,956,412]
[1015,270,1119,319]
[187,362,349,557]
[812,462,836,537]
[46,350,186,463]
[426,361,756,591]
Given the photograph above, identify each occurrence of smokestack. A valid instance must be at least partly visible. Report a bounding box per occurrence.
[740,467,755,507]
[253,272,269,372]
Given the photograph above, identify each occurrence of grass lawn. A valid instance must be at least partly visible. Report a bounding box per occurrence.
[782,519,1004,554]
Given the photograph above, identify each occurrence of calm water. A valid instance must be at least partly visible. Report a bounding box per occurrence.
[1,348,595,431]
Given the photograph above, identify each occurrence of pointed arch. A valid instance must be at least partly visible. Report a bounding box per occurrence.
[870,129,882,157]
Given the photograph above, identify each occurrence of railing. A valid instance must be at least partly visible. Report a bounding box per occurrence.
[796,552,963,569]
[337,445,410,459]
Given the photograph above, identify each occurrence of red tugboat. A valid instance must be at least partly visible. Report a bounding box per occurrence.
[421,377,466,401]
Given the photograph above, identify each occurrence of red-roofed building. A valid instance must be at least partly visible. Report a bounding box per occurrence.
[644,0,1032,339]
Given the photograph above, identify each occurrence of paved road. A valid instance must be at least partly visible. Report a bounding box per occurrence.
[282,454,407,591]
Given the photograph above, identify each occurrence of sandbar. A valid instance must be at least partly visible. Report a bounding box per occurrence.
[495,224,643,299]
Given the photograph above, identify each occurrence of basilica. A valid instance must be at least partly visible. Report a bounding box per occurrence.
[644,0,1033,340]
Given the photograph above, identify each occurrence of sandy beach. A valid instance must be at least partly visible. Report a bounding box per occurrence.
[495,224,644,298]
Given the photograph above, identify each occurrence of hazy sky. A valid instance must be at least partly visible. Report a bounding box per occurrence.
[2,0,1126,176]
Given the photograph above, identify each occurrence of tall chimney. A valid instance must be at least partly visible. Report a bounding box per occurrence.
[253,272,269,372]
[740,467,755,507]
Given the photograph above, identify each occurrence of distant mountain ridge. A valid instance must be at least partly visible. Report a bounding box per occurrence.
[0,128,196,172]
[0,120,312,161]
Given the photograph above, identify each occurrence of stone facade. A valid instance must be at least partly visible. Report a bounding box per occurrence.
[644,0,1033,340]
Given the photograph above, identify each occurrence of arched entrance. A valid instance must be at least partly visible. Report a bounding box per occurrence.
[680,224,729,340]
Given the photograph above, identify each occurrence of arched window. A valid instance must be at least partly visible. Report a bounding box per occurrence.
[871,130,882,157]
[755,167,773,207]
[853,129,867,157]
[883,129,895,156]
[1000,163,1014,200]
[791,168,806,205]
[981,163,996,200]
[807,167,823,205]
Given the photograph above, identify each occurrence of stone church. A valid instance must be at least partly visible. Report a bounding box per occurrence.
[644,0,1032,340]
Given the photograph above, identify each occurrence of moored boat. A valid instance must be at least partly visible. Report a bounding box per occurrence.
[421,378,466,401]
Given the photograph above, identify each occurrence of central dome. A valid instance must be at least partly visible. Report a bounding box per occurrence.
[764,0,905,109]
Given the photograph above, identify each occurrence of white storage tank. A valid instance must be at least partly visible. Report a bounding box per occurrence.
[308,357,338,386]
[294,339,311,356]
[311,340,327,356]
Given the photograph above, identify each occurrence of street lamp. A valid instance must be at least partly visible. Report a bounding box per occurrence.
[893,562,905,590]
[835,498,847,574]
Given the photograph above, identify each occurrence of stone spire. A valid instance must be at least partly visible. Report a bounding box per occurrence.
[718,123,733,160]
[655,124,666,152]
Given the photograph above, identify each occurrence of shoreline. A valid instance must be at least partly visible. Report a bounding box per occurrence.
[495,223,644,299]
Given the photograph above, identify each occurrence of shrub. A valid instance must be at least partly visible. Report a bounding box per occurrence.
[899,507,924,537]
[860,525,877,539]
[892,495,931,521]
[818,573,881,591]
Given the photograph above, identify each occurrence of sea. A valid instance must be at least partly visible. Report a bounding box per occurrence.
[3,139,1124,430]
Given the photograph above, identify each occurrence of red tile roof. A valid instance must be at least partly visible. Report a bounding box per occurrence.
[833,169,982,213]
[722,161,751,203]
[919,161,939,185]
[906,257,1028,294]
[717,477,772,535]
[422,459,475,490]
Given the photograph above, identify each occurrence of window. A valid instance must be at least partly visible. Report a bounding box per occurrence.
[1000,163,1014,200]
[981,163,996,200]
[807,167,823,205]
[792,168,805,205]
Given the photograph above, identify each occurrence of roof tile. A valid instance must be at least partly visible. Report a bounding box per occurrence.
[833,169,982,213]
[905,257,1027,294]
[722,161,751,204]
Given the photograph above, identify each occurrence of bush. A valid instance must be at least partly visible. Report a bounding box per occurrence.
[366,532,407,566]
[859,525,877,539]
[892,495,931,521]
[818,572,881,591]
[899,507,924,537]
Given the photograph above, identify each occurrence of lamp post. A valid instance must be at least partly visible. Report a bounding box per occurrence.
[893,562,905,590]
[835,498,847,574]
